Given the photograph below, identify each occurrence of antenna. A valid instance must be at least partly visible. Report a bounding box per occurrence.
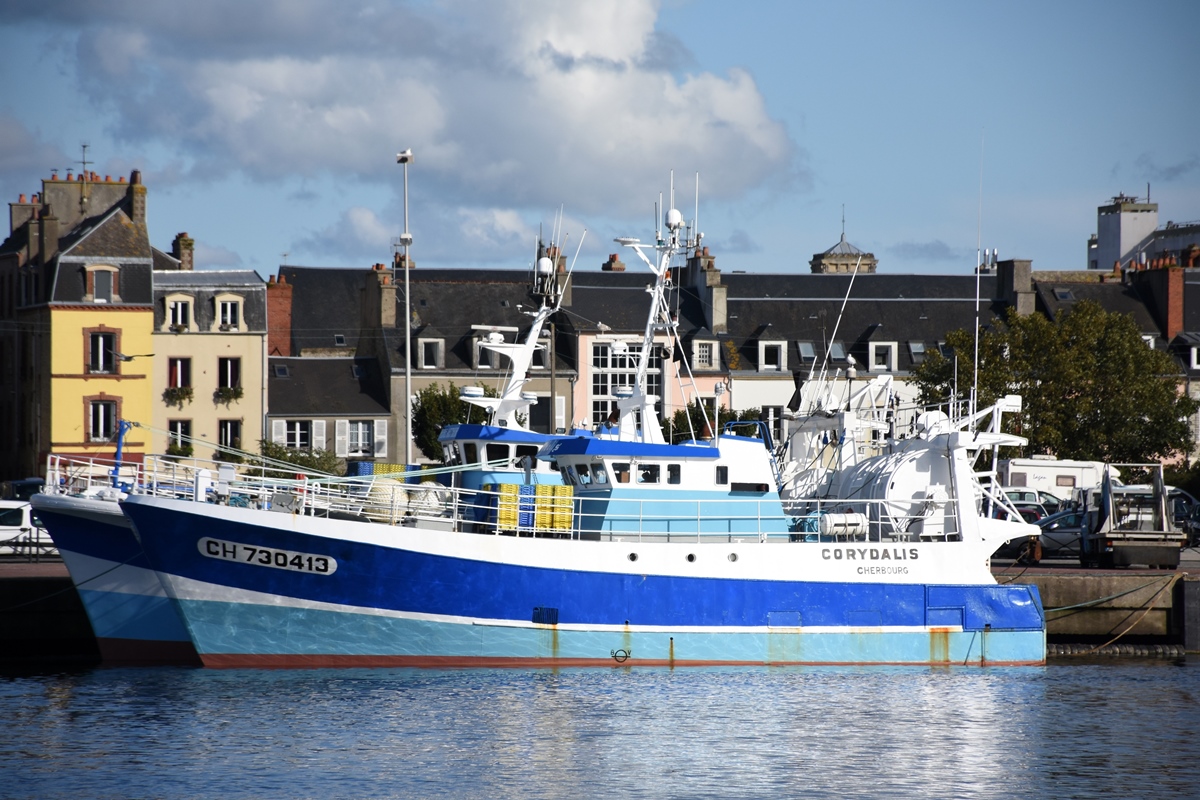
[78,142,92,212]
[971,129,984,430]
[694,172,700,249]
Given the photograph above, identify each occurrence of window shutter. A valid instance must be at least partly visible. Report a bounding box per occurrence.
[312,420,326,450]
[271,419,285,445]
[335,420,349,457]
[374,419,388,458]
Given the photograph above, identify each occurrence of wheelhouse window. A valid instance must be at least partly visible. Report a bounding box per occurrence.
[485,443,510,465]
[637,464,660,484]
[88,332,116,374]
[667,464,681,484]
[613,462,631,483]
[716,465,729,485]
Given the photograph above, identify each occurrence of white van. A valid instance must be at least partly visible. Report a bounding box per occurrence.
[0,500,56,558]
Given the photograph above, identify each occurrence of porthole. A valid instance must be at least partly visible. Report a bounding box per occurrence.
[628,553,638,562]
[686,553,696,563]
[728,553,738,562]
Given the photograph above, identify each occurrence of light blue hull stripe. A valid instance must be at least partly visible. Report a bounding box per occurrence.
[177,599,1044,665]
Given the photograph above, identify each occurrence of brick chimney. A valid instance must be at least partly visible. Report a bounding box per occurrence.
[172,232,195,271]
[366,262,396,328]
[38,205,60,265]
[601,253,625,272]
[393,251,415,271]
[267,273,294,356]
[1166,264,1184,341]
[127,169,146,226]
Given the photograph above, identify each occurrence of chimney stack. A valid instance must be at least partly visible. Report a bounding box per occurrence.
[172,232,195,271]
[602,253,625,272]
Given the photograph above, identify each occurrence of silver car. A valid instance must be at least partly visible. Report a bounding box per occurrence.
[1036,509,1085,559]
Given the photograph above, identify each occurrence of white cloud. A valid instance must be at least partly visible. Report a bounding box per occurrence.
[294,205,395,262]
[8,0,797,265]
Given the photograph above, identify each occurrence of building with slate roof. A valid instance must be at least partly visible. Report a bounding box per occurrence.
[266,356,391,462]
[152,259,267,460]
[0,170,159,478]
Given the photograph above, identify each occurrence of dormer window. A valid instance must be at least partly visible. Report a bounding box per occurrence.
[475,338,495,369]
[798,341,816,363]
[163,293,193,332]
[86,265,119,303]
[693,340,716,369]
[909,341,926,364]
[829,342,847,362]
[213,293,243,332]
[758,341,786,372]
[869,342,898,372]
[1191,347,1200,371]
[420,338,444,369]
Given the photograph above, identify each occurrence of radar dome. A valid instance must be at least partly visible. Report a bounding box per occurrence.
[537,257,554,275]
[665,208,683,231]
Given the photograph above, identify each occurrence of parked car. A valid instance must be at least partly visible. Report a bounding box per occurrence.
[1036,509,1086,560]
[1012,502,1049,524]
[1004,488,1062,516]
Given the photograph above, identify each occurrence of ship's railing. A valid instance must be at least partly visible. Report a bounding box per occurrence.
[39,454,969,545]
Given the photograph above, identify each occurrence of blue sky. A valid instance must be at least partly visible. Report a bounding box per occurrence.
[2,0,1197,278]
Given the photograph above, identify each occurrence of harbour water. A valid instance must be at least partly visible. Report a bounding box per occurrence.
[2,660,1199,799]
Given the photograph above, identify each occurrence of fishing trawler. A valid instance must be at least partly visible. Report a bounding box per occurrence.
[119,194,1046,668]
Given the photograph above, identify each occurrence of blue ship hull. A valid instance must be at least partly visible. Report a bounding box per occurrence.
[31,496,200,665]
[122,496,1046,668]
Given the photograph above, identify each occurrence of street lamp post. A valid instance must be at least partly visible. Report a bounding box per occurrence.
[396,148,414,466]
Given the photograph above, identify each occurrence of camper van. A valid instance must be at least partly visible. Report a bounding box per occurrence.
[998,457,1113,503]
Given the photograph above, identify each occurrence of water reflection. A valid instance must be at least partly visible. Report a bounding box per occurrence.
[2,662,1198,799]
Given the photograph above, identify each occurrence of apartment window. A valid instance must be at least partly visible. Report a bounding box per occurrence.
[168,299,191,330]
[420,339,443,369]
[168,419,192,449]
[347,421,374,457]
[1192,347,1200,371]
[218,357,241,389]
[219,419,242,451]
[88,332,116,374]
[218,299,241,330]
[168,357,191,388]
[285,420,312,449]
[89,400,117,441]
[759,341,785,372]
[694,341,715,369]
[1141,335,1155,349]
[869,342,897,372]
[531,346,547,370]
[591,341,661,426]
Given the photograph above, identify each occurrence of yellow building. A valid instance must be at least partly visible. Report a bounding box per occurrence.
[0,169,161,478]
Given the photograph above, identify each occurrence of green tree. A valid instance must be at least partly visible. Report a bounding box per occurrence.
[258,439,344,476]
[915,300,1197,463]
[411,382,498,462]
[662,400,764,443]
